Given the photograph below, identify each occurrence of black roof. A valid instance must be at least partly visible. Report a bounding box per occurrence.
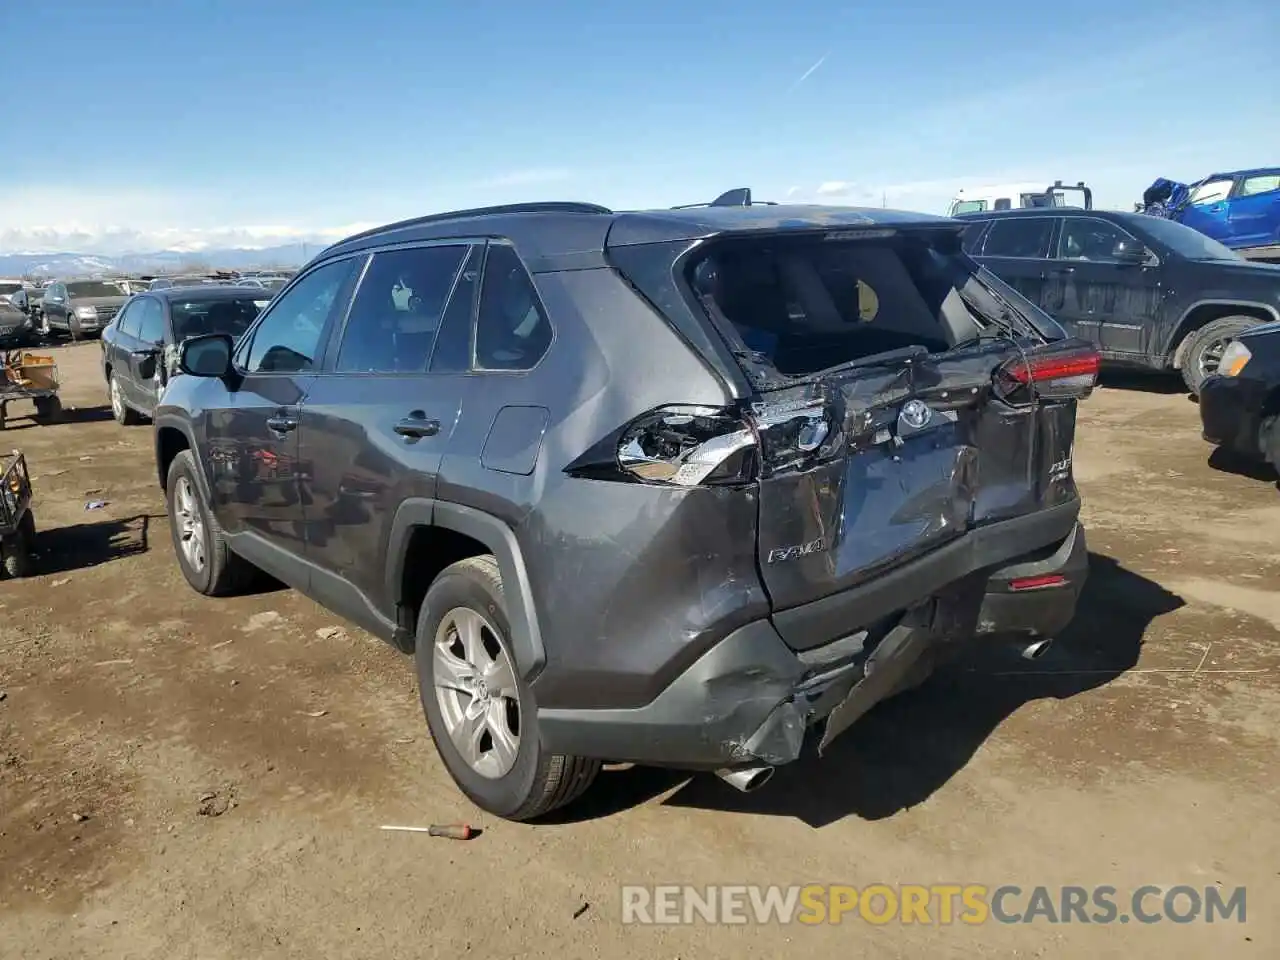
[317,198,962,272]
[148,285,272,302]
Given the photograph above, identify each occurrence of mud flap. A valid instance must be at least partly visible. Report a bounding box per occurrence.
[817,605,934,755]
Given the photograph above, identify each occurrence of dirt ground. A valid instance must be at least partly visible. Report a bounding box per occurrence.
[1,342,1277,959]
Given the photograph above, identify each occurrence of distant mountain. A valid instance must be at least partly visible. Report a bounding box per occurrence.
[0,245,309,278]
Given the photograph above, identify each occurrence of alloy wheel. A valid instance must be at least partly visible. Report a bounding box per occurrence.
[110,377,124,421]
[433,607,521,779]
[173,476,207,573]
[1198,337,1230,380]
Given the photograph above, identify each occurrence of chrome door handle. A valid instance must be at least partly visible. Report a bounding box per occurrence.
[266,415,297,433]
[393,414,440,439]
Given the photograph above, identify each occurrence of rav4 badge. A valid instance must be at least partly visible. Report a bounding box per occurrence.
[767,539,827,563]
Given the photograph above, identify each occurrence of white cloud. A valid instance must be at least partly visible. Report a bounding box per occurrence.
[816,181,855,197]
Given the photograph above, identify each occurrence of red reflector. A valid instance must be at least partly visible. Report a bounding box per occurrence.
[1003,350,1100,385]
[1008,574,1068,591]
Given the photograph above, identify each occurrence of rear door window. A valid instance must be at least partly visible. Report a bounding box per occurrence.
[980,218,1055,258]
[116,300,143,338]
[334,245,469,373]
[473,244,552,371]
[136,298,165,343]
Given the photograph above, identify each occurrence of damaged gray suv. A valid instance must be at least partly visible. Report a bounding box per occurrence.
[154,191,1094,820]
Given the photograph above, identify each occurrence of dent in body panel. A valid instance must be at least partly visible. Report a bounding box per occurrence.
[755,341,1070,614]
[520,479,769,711]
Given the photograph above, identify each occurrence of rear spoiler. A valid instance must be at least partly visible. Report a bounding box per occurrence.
[671,188,778,210]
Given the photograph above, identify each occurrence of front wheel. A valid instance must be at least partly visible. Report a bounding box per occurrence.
[1181,316,1259,395]
[416,556,601,820]
[165,450,255,596]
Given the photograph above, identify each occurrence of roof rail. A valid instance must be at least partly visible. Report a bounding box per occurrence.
[671,187,778,210]
[335,201,614,247]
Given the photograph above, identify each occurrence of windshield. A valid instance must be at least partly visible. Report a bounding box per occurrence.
[1136,216,1242,261]
[0,283,22,295]
[67,280,128,298]
[170,297,264,342]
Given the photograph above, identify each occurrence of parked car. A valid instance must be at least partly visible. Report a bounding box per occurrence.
[0,299,30,346]
[38,279,131,340]
[100,287,268,424]
[957,208,1280,394]
[235,275,290,293]
[1199,322,1280,472]
[149,275,217,291]
[0,280,27,308]
[153,196,1096,820]
[1139,167,1280,261]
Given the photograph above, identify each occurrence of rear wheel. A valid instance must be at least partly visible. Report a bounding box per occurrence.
[417,555,601,820]
[33,396,62,424]
[1181,316,1259,395]
[1,514,35,579]
[109,374,139,425]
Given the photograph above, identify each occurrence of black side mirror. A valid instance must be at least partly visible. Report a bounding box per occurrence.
[179,333,235,378]
[1112,239,1150,264]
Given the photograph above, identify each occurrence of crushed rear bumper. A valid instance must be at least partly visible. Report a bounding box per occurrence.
[537,506,1088,768]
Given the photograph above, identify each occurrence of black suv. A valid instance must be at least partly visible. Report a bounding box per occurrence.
[957,208,1280,394]
[153,196,1094,819]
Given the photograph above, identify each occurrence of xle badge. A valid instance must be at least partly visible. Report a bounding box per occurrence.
[767,539,826,563]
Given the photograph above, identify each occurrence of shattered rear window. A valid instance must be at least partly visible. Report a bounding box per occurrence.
[687,234,963,377]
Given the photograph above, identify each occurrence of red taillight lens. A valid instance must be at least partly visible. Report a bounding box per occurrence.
[995,343,1100,403]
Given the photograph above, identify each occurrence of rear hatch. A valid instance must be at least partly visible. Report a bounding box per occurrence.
[605,214,1096,647]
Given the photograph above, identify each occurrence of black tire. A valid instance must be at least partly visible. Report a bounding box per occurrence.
[1,514,35,579]
[165,449,254,596]
[1181,316,1260,396]
[109,374,140,425]
[1261,414,1280,476]
[33,395,62,424]
[416,555,601,821]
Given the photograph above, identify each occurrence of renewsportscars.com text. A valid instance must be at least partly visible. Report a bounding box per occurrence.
[620,884,1247,926]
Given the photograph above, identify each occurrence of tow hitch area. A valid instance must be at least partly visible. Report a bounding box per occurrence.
[817,605,935,754]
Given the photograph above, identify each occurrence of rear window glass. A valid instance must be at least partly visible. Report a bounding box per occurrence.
[171,297,263,341]
[688,235,964,377]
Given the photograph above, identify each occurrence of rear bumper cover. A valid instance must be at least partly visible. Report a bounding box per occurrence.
[538,509,1088,768]
[1200,374,1268,459]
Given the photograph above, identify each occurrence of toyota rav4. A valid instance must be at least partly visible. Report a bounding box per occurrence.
[153,193,1095,820]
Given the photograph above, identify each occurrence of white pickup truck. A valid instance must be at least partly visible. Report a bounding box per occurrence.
[948,180,1092,217]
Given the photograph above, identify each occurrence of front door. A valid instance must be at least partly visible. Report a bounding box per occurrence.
[206,256,363,559]
[1050,217,1163,357]
[1226,173,1280,248]
[299,242,478,609]
[1177,177,1236,243]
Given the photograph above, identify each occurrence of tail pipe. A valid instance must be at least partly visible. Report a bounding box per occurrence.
[715,765,775,793]
[1021,638,1054,661]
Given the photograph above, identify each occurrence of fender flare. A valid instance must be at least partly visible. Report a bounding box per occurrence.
[1166,299,1279,367]
[152,416,210,500]
[385,499,547,681]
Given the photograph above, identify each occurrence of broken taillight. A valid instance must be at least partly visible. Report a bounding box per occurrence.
[993,342,1100,403]
[566,405,758,486]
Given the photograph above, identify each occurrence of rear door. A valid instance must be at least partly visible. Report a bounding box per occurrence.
[128,296,166,411]
[971,215,1057,317]
[681,229,1087,632]
[298,242,478,605]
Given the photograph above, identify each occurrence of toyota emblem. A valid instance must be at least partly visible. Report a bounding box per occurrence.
[900,399,932,429]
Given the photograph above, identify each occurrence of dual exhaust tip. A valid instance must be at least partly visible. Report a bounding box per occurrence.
[714,637,1053,794]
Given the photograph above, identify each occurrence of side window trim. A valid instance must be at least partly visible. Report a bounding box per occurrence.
[470,240,555,374]
[318,239,478,376]
[233,254,366,376]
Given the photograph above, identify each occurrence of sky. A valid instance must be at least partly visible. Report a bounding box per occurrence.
[2,0,1279,256]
